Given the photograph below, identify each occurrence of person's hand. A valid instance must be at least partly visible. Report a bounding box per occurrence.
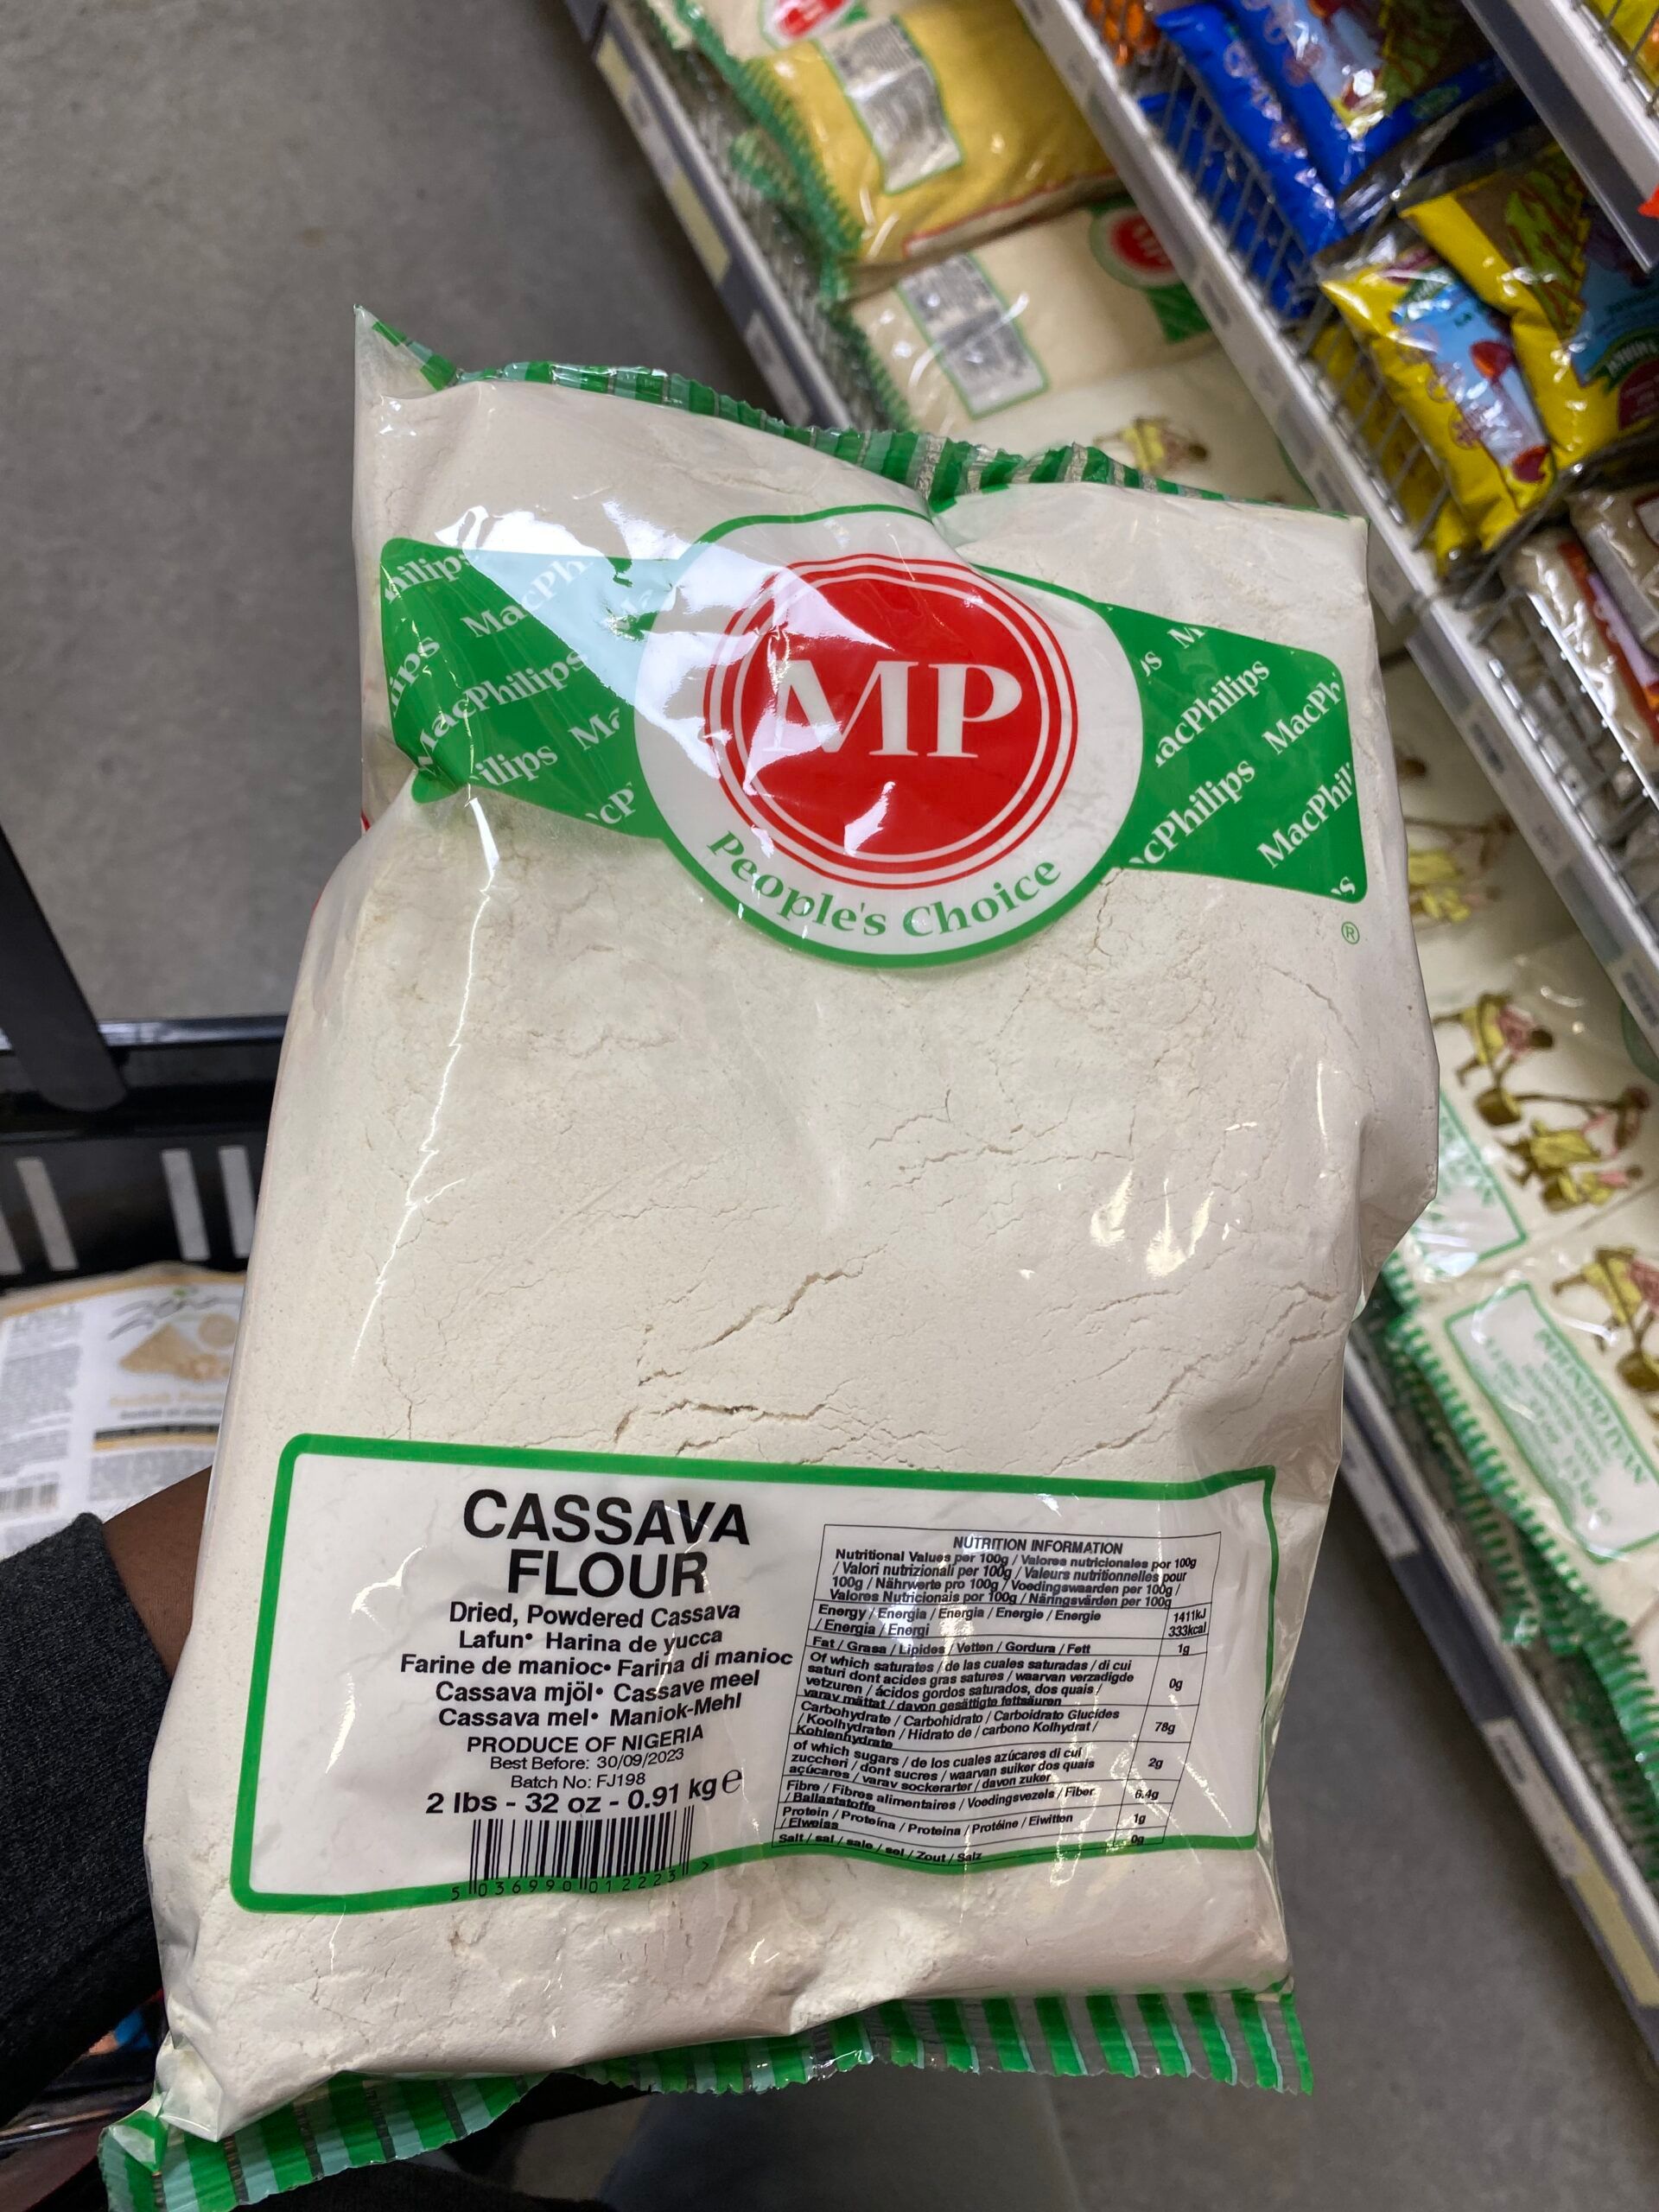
[104,1468,210,1675]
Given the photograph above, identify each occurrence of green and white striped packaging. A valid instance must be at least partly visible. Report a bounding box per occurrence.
[104,1990,1309,2212]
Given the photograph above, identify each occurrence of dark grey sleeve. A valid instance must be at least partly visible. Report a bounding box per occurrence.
[0,1513,171,2119]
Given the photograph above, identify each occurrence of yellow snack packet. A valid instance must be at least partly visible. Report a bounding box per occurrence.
[1313,321,1474,573]
[734,0,1116,293]
[1321,236,1554,554]
[1408,143,1659,472]
[1599,0,1659,82]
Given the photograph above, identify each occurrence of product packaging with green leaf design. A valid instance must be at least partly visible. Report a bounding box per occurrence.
[114,314,1435,2209]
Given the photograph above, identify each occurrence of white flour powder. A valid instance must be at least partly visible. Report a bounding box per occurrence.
[144,320,1434,2139]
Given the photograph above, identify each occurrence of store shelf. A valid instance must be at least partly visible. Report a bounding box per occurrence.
[1014,0,1659,1053]
[569,0,868,427]
[572,0,1659,1053]
[1342,1347,1659,2068]
[1460,0,1659,270]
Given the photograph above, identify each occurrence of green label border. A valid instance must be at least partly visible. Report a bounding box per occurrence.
[1446,1281,1659,1560]
[232,1436,1278,1915]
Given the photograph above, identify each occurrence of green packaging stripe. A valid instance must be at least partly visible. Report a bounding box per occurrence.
[1379,1333,1544,1645]
[572,1990,1308,2094]
[1379,1302,1659,1875]
[104,1992,1307,2209]
[102,2075,542,2212]
[367,314,1224,509]
[1390,1313,1659,1819]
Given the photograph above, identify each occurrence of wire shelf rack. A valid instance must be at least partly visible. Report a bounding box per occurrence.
[582,0,888,429]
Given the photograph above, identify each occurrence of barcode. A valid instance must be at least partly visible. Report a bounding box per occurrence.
[467,1805,696,1888]
[0,1481,59,1516]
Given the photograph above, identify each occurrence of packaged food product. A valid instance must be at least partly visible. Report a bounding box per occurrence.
[727,0,1115,294]
[1076,351,1309,504]
[1572,483,1659,652]
[122,317,1435,2201]
[1230,0,1503,198]
[1384,653,1568,992]
[0,1263,242,1556]
[1312,324,1476,572]
[1408,142,1659,474]
[1158,3,1351,257]
[1504,528,1659,779]
[1321,234,1554,551]
[1085,0,1158,67]
[842,200,1211,435]
[842,204,1305,501]
[1392,1198,1659,1814]
[1389,932,1657,1302]
[670,0,897,64]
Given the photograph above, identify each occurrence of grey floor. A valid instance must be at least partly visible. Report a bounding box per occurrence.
[7,1,1659,2202]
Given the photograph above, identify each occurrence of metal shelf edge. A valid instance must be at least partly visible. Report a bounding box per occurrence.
[1461,0,1659,270]
[1344,1347,1659,2063]
[577,1,854,426]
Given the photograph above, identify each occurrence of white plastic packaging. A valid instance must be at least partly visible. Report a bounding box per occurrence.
[138,320,1433,2171]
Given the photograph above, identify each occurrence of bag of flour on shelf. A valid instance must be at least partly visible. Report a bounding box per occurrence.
[846,207,1306,504]
[845,201,1211,434]
[1389,931,1659,1305]
[127,313,1433,2193]
[1391,1194,1659,1813]
[722,0,1115,295]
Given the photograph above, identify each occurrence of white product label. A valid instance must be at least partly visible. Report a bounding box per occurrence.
[821,20,961,194]
[0,1272,241,1554]
[1402,1092,1524,1282]
[897,256,1046,419]
[1447,1283,1659,1559]
[233,1441,1276,1910]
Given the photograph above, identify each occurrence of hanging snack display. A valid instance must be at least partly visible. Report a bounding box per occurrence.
[1322,233,1554,552]
[1157,4,1351,258]
[1573,484,1659,655]
[1229,0,1503,198]
[720,0,1116,294]
[1408,142,1659,475]
[120,317,1434,2200]
[1505,529,1659,785]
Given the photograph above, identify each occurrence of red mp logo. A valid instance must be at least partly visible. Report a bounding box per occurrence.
[702,556,1076,890]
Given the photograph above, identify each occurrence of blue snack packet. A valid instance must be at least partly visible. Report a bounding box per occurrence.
[1230,0,1505,197]
[1143,86,1318,318]
[1159,3,1351,257]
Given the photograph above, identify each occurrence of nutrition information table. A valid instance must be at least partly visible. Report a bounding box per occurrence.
[775,1522,1218,1856]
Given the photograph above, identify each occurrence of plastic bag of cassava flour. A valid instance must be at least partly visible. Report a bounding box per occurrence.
[121,314,1435,2197]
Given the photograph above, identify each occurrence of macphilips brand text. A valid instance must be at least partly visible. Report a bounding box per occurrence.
[463,1487,752,1599]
